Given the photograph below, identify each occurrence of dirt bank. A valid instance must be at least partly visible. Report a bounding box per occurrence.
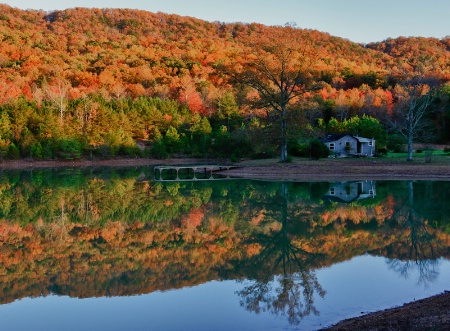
[221,157,450,181]
[321,291,450,331]
[0,158,216,169]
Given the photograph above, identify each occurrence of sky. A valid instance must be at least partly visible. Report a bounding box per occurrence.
[2,0,450,44]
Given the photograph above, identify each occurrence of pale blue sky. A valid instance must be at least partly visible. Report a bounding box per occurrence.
[2,0,450,43]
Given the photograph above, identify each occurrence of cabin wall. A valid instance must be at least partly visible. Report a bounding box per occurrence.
[326,136,357,156]
[327,182,359,201]
[359,140,375,156]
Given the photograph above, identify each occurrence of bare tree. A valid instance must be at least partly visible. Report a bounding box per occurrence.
[387,65,441,161]
[110,82,127,100]
[43,78,71,125]
[75,94,95,136]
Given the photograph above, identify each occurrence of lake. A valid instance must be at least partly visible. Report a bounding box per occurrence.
[0,167,449,330]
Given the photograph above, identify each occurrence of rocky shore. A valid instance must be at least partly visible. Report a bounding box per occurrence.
[321,291,450,331]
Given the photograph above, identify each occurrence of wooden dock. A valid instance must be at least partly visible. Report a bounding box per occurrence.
[154,165,238,181]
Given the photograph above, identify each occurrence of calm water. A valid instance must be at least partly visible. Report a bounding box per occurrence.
[0,167,449,331]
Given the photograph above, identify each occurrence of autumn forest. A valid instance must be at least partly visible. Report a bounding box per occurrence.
[1,4,450,160]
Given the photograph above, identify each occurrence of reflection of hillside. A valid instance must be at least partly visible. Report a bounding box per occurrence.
[1,208,449,305]
[0,172,449,306]
[0,222,449,305]
[0,218,244,304]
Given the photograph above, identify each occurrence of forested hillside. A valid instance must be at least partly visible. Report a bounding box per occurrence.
[0,4,449,160]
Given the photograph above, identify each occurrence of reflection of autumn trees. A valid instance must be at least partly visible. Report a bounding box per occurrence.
[0,171,449,309]
[372,181,449,285]
[229,183,326,325]
[0,218,241,301]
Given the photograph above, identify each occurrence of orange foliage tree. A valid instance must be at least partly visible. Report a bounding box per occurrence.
[223,25,320,162]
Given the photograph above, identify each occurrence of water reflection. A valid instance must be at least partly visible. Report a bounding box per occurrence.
[231,183,326,325]
[323,180,376,203]
[0,169,448,329]
[380,181,440,286]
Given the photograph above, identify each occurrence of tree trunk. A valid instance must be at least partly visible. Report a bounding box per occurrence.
[407,133,413,161]
[407,180,418,256]
[280,106,288,162]
[281,182,288,274]
[407,114,414,162]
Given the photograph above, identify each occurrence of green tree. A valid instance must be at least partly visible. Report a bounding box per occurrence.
[345,115,386,149]
[320,115,386,151]
[164,126,181,153]
[217,92,240,130]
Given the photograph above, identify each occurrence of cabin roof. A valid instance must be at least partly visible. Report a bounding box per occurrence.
[322,134,374,143]
[354,136,373,143]
[322,134,353,143]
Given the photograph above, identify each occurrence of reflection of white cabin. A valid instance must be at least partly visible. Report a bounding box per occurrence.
[323,181,376,203]
[322,134,375,157]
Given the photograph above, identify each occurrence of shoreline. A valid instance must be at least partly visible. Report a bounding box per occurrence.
[2,157,449,181]
[0,158,217,170]
[221,157,450,181]
[321,291,450,330]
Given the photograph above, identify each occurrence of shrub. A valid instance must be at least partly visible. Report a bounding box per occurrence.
[387,134,405,153]
[288,140,308,157]
[7,143,20,159]
[30,142,44,159]
[288,140,319,158]
[151,140,169,159]
[288,139,329,159]
[40,140,57,159]
[376,147,388,156]
[309,139,329,160]
[211,130,233,157]
[230,151,240,163]
[57,139,82,160]
[416,149,423,153]
[92,145,114,159]
[119,145,141,157]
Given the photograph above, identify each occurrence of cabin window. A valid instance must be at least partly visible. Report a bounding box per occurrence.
[330,188,335,195]
[345,142,351,151]
[368,141,373,146]
[329,143,335,150]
